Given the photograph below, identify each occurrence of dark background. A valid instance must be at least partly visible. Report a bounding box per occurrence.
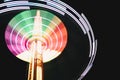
[0,0,119,80]
[61,0,119,80]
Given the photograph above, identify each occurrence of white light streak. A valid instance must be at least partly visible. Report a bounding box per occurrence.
[0,6,29,14]
[47,0,67,11]
[65,10,86,34]
[29,2,65,15]
[0,1,29,7]
[81,13,95,41]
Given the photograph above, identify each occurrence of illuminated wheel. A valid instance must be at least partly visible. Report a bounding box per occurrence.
[0,0,97,80]
[5,9,67,63]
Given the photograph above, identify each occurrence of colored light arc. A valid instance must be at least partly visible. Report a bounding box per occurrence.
[5,10,68,63]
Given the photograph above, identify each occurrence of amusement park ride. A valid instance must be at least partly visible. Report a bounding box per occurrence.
[0,0,97,80]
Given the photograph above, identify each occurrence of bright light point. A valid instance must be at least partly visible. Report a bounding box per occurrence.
[33,10,42,37]
[16,49,60,63]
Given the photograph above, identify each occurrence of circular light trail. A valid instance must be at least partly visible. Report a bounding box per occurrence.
[5,10,68,63]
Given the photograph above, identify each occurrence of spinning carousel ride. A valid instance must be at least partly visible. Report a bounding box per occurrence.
[0,0,97,80]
